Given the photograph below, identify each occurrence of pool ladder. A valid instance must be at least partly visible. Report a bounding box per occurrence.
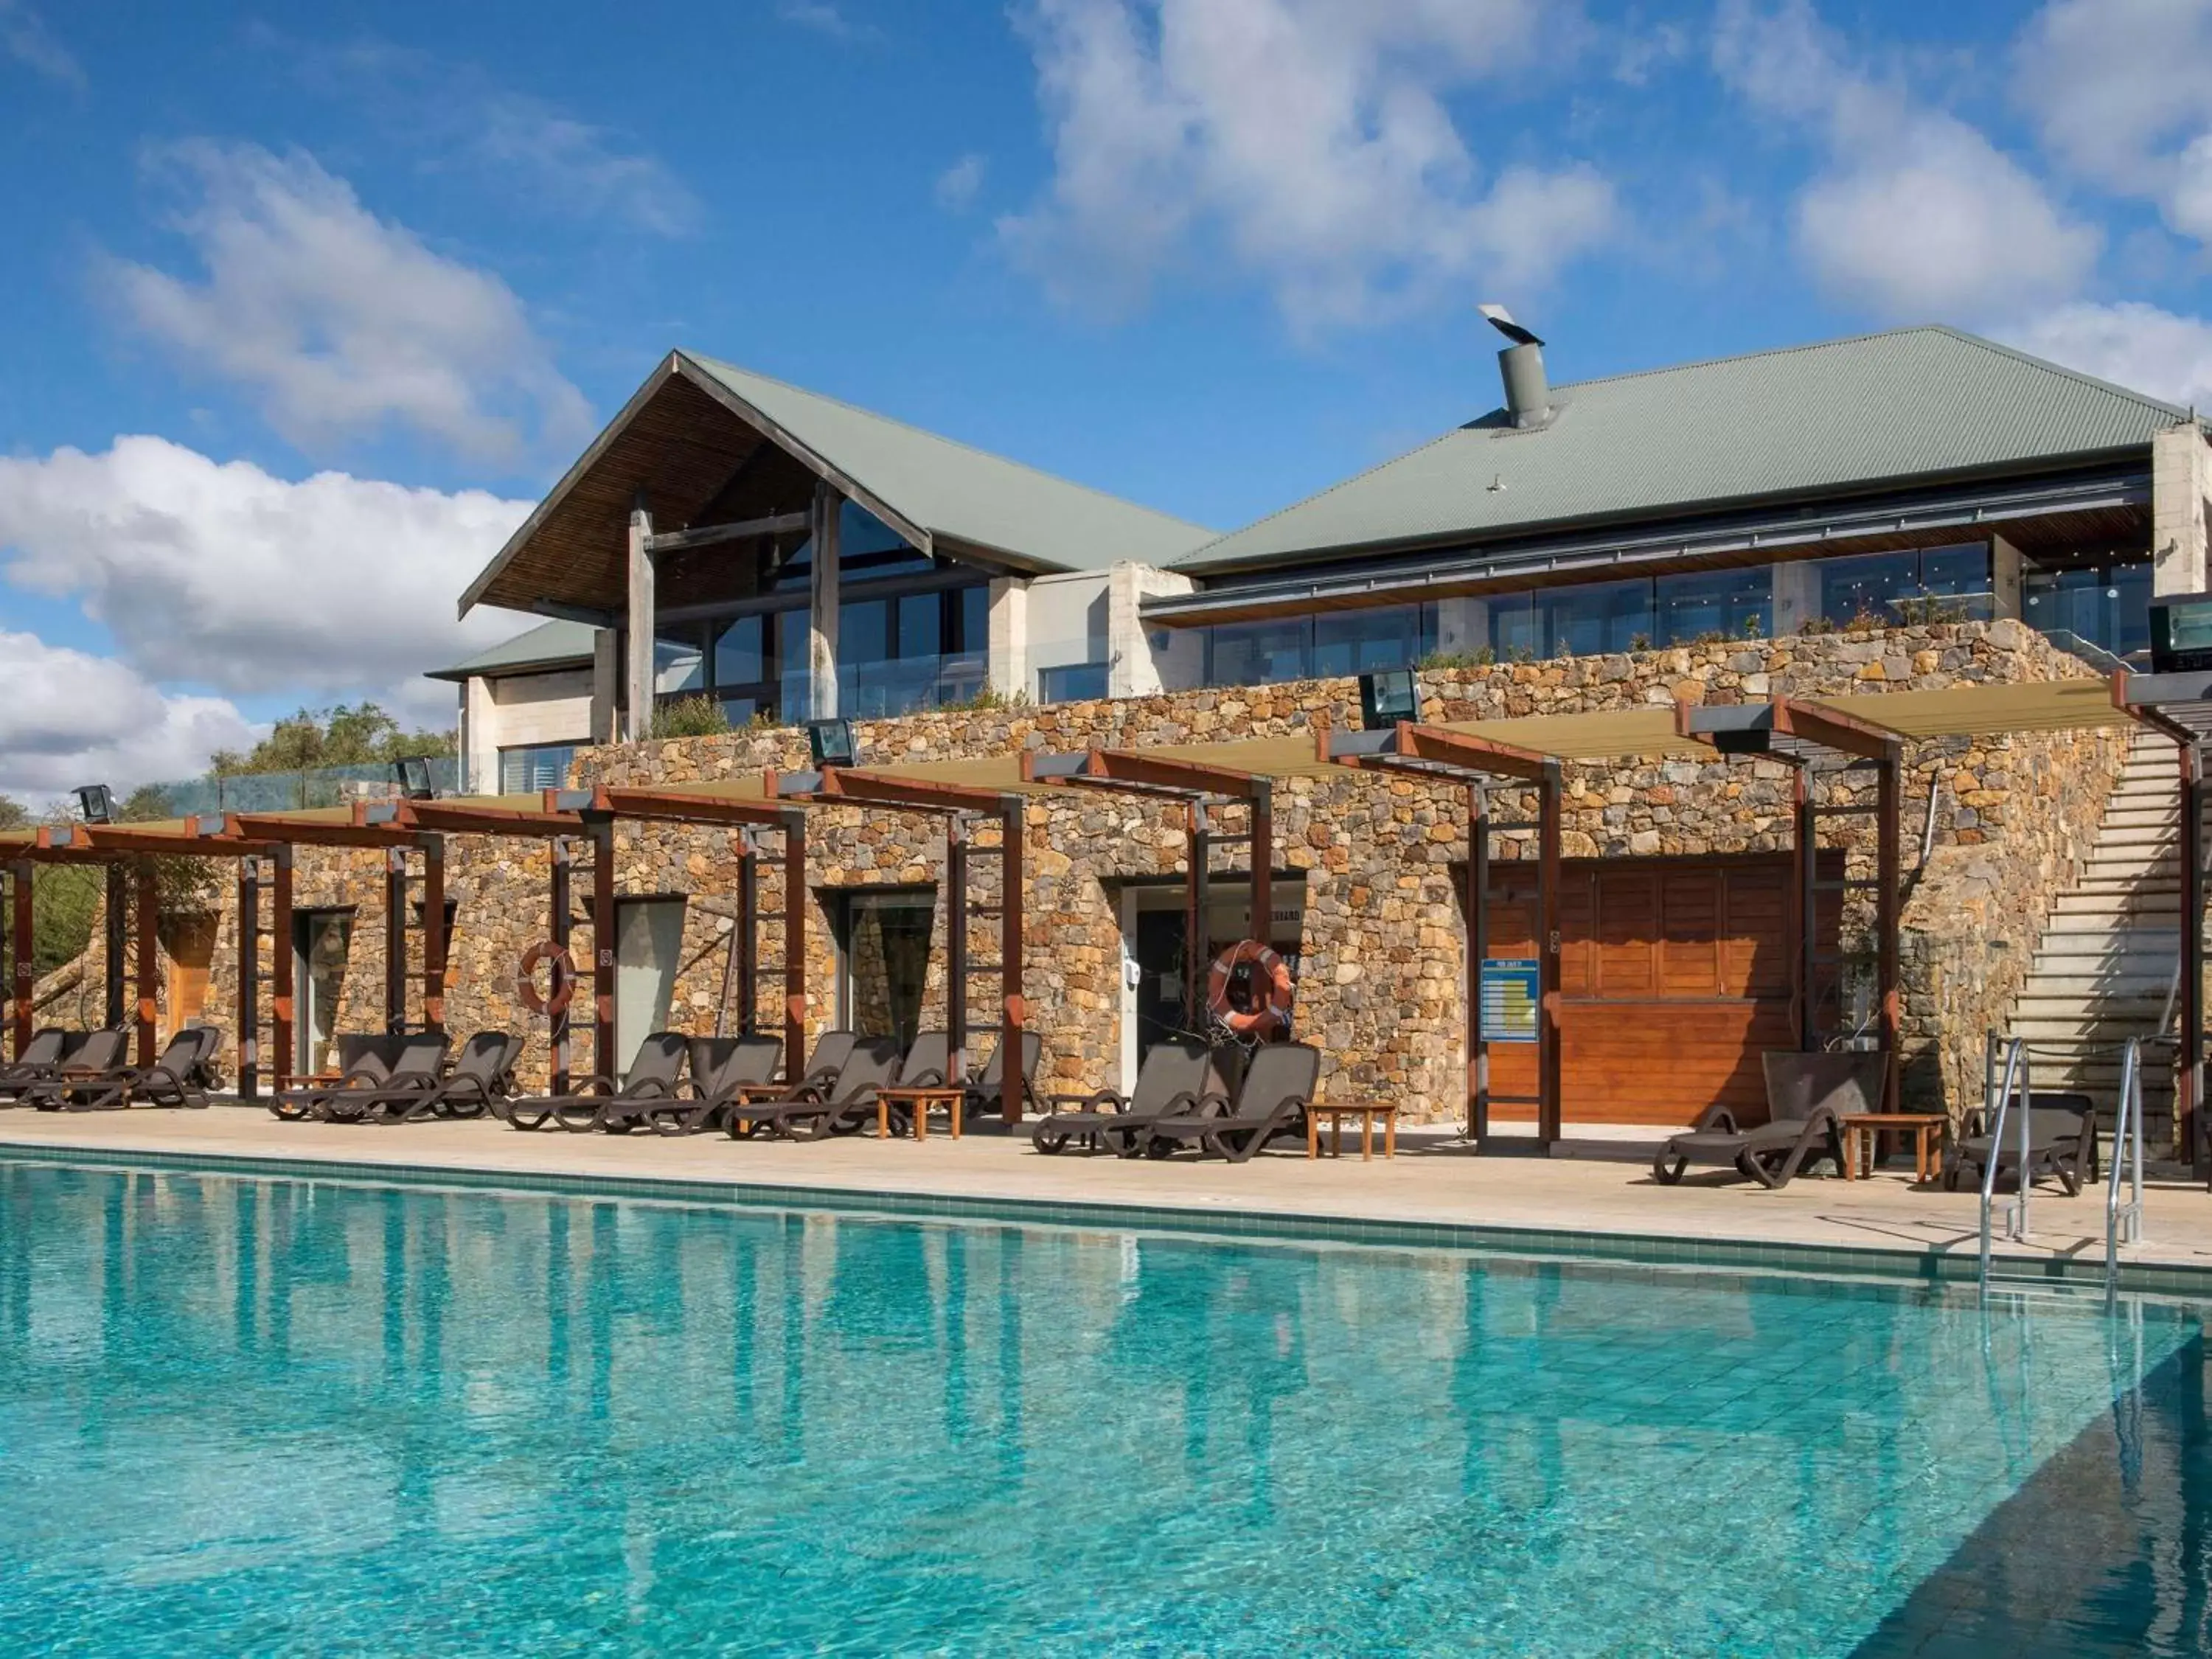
[1976,1034,2149,1304]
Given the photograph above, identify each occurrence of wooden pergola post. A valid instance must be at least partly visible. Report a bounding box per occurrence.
[1249,781,1273,947]
[421,835,447,1036]
[549,835,573,1095]
[1001,792,1025,1124]
[383,847,408,1034]
[590,813,617,1080]
[1464,782,1487,1142]
[2185,741,2206,1175]
[237,857,260,1098]
[103,864,127,1031]
[1536,768,1562,1146]
[10,860,32,1060]
[271,844,294,1093]
[782,810,807,1077]
[1792,765,1815,1051]
[1876,751,1902,1111]
[133,860,159,1065]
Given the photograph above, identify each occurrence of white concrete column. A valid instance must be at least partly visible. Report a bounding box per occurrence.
[1107,561,1197,695]
[2152,422,2211,595]
[624,496,655,741]
[807,482,842,720]
[463,676,497,794]
[1990,533,2023,619]
[988,577,1029,698]
[1435,596,1489,658]
[1773,556,1820,636]
[590,627,618,745]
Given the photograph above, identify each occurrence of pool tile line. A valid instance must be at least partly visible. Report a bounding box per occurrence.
[8,1138,2212,1298]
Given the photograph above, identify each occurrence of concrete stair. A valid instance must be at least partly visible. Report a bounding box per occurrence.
[2006,731,2192,1143]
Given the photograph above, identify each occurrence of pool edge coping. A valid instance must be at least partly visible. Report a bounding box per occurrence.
[6,1137,2210,1298]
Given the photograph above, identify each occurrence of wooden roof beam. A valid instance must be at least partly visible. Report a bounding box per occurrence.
[643,509,811,557]
[1328,722,1558,784]
[591,785,798,830]
[771,768,1011,815]
[1025,745,1265,801]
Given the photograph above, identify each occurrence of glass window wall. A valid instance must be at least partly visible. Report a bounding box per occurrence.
[2023,560,2152,661]
[1655,567,1773,644]
[1203,604,1436,686]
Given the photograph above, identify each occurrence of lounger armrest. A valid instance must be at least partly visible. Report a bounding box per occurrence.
[903,1068,948,1088]
[1689,1104,1738,1134]
[1045,1088,1122,1113]
[1189,1090,1235,1118]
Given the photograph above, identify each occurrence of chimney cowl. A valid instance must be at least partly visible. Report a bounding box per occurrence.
[1479,302,1552,430]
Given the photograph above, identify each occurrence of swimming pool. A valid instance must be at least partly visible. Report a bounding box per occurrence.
[1,1158,2204,1657]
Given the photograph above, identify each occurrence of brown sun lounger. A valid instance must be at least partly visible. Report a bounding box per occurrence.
[0,1029,72,1103]
[962,1030,1043,1123]
[30,1026,223,1111]
[624,1034,783,1135]
[337,1032,524,1125]
[316,1033,453,1123]
[1031,1037,1225,1155]
[272,1034,404,1121]
[1143,1042,1321,1163]
[18,1029,128,1109]
[1945,1092,2098,1196]
[1653,1051,1875,1189]
[499,1031,690,1133]
[728,1036,904,1140]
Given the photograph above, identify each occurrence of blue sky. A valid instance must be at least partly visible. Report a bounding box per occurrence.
[1,0,2210,800]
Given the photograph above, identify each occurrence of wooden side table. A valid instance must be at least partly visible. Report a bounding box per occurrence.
[1306,1102,1399,1160]
[877,1085,965,1141]
[1840,1113,1947,1183]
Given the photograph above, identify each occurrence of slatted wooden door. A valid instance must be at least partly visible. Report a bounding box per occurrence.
[1482,853,1838,1127]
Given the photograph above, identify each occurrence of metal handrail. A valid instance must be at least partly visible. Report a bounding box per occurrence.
[2106,1037,2148,1304]
[1979,1035,2031,1289]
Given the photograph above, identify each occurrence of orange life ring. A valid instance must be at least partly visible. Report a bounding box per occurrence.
[518,941,575,1018]
[1207,939,1293,1040]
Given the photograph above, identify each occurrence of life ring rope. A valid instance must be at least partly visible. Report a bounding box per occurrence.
[518,941,576,1018]
[1206,939,1293,1040]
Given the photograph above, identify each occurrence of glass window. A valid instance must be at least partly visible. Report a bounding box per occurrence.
[897,592,942,660]
[653,630,704,695]
[956,585,989,653]
[499,743,578,793]
[839,599,888,665]
[1488,593,1539,658]
[1655,567,1773,644]
[838,890,935,1048]
[717,695,759,727]
[1207,619,1309,686]
[1918,543,1989,596]
[1312,605,1424,677]
[1816,552,1918,627]
[1536,577,1652,656]
[712,616,764,688]
[1039,661,1110,703]
[2024,560,2153,660]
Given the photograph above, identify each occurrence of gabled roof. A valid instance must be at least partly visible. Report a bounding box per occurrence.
[425,618,596,683]
[1178,326,2194,574]
[459,352,1214,616]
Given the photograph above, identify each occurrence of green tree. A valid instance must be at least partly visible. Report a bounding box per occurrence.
[0,796,27,831]
[207,702,457,775]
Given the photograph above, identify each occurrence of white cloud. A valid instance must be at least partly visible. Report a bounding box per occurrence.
[0,0,83,88]
[0,633,259,804]
[100,142,592,465]
[2008,301,2212,409]
[465,95,701,237]
[2015,0,2212,240]
[936,153,988,213]
[1715,0,2098,318]
[777,1,880,43]
[999,0,1615,332]
[0,436,529,700]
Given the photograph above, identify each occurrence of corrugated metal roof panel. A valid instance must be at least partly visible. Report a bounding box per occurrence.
[428,619,597,681]
[686,355,1216,573]
[1180,327,2188,571]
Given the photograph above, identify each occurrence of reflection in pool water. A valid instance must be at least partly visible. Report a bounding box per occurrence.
[0,1161,2202,1656]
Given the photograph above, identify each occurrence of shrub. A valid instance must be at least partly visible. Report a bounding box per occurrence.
[647,696,731,740]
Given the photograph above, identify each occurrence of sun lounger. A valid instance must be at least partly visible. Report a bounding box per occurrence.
[728,1037,904,1140]
[271,1034,403,1121]
[338,1032,524,1125]
[613,1034,783,1135]
[29,1026,223,1110]
[318,1033,453,1124]
[17,1029,128,1109]
[962,1031,1043,1123]
[0,1029,72,1103]
[499,1031,690,1133]
[1945,1091,2098,1196]
[1030,1037,1225,1155]
[1653,1051,1876,1189]
[1142,1042,1321,1163]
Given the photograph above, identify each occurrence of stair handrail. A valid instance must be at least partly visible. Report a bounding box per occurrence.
[2106,1036,2147,1303]
[1980,1034,2031,1290]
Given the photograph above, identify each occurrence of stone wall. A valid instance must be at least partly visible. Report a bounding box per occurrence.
[109,620,2126,1119]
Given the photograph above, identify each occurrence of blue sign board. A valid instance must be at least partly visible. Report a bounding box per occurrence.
[1478,959,1540,1043]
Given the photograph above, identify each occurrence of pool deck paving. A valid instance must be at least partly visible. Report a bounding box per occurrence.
[6,1107,2212,1289]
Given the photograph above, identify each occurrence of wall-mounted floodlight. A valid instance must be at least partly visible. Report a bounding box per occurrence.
[392,756,436,801]
[1357,670,1419,730]
[807,718,858,770]
[74,785,114,824]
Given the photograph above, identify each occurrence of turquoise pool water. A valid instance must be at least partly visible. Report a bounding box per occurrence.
[0,1159,2202,1657]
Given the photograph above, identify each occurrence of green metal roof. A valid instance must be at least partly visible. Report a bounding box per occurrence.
[1178,326,2192,574]
[685,354,1215,572]
[426,618,597,682]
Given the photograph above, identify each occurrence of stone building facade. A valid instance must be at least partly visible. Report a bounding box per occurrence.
[79,619,2118,1130]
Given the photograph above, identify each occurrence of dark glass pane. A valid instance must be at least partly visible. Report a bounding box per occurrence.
[712,616,763,688]
[1537,578,1652,655]
[1817,552,1917,625]
[955,585,989,653]
[897,593,941,660]
[1489,593,1539,658]
[1208,619,1308,685]
[1918,543,1989,595]
[717,695,758,727]
[839,501,909,558]
[1312,606,1422,677]
[1039,661,1109,703]
[839,599,888,665]
[1655,567,1773,644]
[653,630,704,695]
[2112,562,2152,656]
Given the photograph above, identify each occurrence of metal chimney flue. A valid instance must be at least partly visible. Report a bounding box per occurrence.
[1479,303,1551,430]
